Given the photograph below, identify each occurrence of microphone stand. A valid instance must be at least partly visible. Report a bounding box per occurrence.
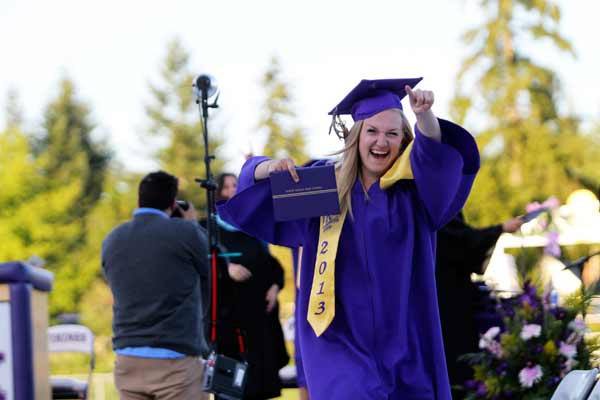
[194,76,220,347]
[194,76,248,400]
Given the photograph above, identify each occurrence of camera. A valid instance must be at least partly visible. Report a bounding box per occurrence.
[202,352,248,400]
[171,200,190,218]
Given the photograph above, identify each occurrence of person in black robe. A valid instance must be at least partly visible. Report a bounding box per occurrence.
[436,211,522,397]
[215,172,290,400]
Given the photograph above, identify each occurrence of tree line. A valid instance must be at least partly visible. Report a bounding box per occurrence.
[1,0,599,369]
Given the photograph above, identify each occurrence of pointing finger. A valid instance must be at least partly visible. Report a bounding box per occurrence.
[405,85,415,102]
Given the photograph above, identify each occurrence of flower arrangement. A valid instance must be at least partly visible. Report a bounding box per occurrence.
[461,282,598,399]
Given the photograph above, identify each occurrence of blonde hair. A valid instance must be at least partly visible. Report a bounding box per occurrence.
[332,109,414,217]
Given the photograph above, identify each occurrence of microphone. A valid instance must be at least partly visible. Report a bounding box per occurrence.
[194,74,218,98]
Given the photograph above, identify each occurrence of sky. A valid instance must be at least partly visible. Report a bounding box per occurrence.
[1,0,599,174]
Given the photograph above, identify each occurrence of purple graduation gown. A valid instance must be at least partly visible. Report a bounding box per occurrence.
[218,119,480,399]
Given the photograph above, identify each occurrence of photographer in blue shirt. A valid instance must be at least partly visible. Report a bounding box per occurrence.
[102,171,209,400]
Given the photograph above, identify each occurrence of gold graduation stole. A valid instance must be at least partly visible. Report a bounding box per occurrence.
[307,211,347,336]
[380,140,414,188]
[306,141,415,336]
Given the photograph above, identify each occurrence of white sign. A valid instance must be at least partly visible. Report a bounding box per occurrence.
[0,302,14,400]
[47,324,94,355]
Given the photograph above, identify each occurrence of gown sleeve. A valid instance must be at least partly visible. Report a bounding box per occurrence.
[217,156,306,247]
[410,118,480,229]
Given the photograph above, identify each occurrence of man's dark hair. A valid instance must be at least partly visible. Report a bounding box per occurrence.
[138,171,178,210]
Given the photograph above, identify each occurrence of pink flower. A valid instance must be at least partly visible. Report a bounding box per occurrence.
[519,364,543,388]
[478,327,505,358]
[483,326,500,340]
[479,326,501,349]
[520,324,542,341]
[559,342,577,358]
[487,341,504,358]
[526,201,543,213]
[543,196,560,210]
[568,318,587,334]
[544,231,561,257]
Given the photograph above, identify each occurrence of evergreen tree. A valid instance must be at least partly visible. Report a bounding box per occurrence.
[145,39,224,211]
[0,91,39,261]
[452,0,600,225]
[259,56,309,164]
[33,78,109,315]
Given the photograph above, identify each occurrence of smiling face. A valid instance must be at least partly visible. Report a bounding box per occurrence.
[358,108,407,184]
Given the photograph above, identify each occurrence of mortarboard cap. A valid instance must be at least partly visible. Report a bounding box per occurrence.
[329,78,423,121]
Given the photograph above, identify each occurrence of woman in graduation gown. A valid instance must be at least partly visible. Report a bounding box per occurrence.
[218,78,480,400]
[215,173,290,400]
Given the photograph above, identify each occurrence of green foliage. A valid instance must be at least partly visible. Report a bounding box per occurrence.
[38,79,110,316]
[0,82,111,317]
[454,0,600,225]
[144,38,225,213]
[0,125,39,260]
[259,56,309,165]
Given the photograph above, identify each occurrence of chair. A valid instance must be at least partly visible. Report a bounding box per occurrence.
[48,324,95,399]
[586,377,600,400]
[550,368,598,400]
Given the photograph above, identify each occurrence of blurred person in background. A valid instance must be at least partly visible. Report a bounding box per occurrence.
[215,172,290,400]
[436,211,523,397]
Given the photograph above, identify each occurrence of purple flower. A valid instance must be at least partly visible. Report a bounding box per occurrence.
[519,364,543,388]
[520,282,541,309]
[523,281,537,297]
[568,318,587,334]
[476,382,488,397]
[0,352,4,362]
[496,362,509,375]
[550,306,567,320]
[464,380,479,390]
[520,324,542,340]
[497,301,516,318]
[544,231,561,257]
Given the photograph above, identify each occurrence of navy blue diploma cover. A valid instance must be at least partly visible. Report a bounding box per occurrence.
[270,164,340,221]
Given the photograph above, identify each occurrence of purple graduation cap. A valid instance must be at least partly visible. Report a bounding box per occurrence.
[329,78,423,121]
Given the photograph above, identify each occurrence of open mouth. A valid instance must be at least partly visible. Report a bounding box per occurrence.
[369,149,389,160]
